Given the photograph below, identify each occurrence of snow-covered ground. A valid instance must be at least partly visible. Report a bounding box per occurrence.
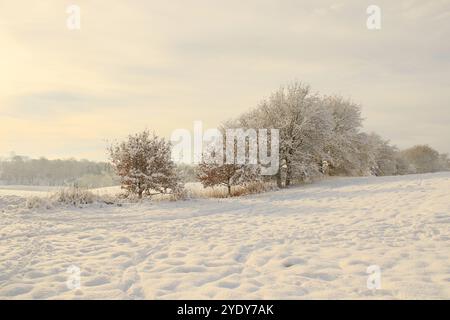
[0,185,60,197]
[0,172,449,299]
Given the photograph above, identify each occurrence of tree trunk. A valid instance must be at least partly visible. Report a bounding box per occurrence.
[286,164,291,187]
[227,185,231,197]
[138,189,143,199]
[285,152,293,187]
[276,170,283,188]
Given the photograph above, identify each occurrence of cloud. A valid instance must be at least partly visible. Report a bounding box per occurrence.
[0,0,449,160]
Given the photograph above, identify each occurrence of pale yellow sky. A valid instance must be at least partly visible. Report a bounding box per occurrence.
[1,0,449,160]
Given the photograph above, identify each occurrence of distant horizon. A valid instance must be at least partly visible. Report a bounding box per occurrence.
[1,137,449,163]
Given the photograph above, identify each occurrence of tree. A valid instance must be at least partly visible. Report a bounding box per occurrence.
[367,133,398,176]
[196,138,261,197]
[438,154,450,171]
[197,162,260,196]
[233,82,333,187]
[400,145,441,174]
[322,95,364,176]
[394,152,412,175]
[0,155,115,186]
[109,130,181,198]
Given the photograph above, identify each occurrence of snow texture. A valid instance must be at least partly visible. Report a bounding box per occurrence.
[0,172,449,299]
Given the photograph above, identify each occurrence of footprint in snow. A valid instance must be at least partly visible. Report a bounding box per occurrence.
[282,257,307,268]
[84,275,110,287]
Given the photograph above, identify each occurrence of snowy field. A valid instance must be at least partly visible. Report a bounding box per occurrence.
[0,185,60,197]
[0,172,449,299]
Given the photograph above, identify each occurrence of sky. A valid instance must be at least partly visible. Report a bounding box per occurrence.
[0,0,449,161]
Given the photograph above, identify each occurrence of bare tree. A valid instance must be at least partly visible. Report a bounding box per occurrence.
[196,140,260,196]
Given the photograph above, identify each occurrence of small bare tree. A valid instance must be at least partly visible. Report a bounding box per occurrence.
[196,134,261,196]
[109,130,181,198]
[197,162,260,196]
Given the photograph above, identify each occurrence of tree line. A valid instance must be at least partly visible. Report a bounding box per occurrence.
[108,82,450,198]
[0,156,118,187]
[1,82,448,195]
[225,83,449,187]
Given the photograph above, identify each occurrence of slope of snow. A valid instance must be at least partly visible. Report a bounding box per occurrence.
[0,172,449,299]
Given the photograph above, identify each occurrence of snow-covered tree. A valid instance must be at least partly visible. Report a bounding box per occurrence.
[367,133,398,176]
[109,130,181,198]
[345,132,400,176]
[0,156,116,187]
[438,154,450,171]
[196,141,260,196]
[197,162,260,196]
[400,145,442,174]
[322,95,364,175]
[222,81,448,184]
[349,132,378,176]
[394,152,412,175]
[233,82,333,187]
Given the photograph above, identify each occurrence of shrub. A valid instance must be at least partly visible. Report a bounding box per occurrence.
[26,196,53,210]
[186,181,275,198]
[52,187,96,206]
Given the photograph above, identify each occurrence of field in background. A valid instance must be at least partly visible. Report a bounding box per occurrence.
[0,181,275,201]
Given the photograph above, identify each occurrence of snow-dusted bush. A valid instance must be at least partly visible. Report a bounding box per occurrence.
[23,187,124,210]
[52,187,96,206]
[239,181,277,195]
[187,181,274,198]
[168,187,189,201]
[109,130,182,199]
[25,196,53,210]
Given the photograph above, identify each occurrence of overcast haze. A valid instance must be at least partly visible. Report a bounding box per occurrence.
[0,0,449,160]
